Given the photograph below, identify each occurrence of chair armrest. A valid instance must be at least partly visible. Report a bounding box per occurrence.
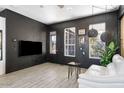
[85,65,108,76]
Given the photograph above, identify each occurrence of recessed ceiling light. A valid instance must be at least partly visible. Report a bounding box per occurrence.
[57,5,64,8]
[40,5,44,8]
[66,7,73,11]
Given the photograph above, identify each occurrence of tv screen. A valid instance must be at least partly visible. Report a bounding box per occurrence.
[19,40,42,56]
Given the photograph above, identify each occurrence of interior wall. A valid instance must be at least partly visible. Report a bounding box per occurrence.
[46,11,119,68]
[0,9,47,73]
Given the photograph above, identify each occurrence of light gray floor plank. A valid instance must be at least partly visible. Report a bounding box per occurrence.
[0,62,86,88]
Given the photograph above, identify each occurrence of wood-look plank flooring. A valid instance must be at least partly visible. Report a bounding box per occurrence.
[0,62,86,88]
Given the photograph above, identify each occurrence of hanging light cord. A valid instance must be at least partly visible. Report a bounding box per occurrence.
[105,5,107,22]
[92,5,94,29]
[92,5,93,16]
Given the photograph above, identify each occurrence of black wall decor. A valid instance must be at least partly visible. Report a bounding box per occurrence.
[88,29,98,37]
[0,9,47,73]
[100,31,113,42]
[46,11,119,68]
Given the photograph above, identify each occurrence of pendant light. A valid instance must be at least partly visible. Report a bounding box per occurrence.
[100,5,107,42]
[100,5,112,42]
[88,5,98,37]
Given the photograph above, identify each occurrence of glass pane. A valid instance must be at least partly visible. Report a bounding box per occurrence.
[64,27,76,57]
[50,32,56,54]
[52,35,56,42]
[89,23,106,59]
[69,50,74,56]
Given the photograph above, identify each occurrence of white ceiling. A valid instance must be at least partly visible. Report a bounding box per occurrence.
[0,5,119,25]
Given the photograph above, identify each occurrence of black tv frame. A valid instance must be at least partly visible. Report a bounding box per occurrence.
[18,40,42,56]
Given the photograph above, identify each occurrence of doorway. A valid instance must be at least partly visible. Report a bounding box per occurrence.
[121,16,124,57]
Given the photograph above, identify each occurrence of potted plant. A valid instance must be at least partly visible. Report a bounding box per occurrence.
[99,41,118,67]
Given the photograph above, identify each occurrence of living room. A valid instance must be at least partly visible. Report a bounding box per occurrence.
[0,0,124,91]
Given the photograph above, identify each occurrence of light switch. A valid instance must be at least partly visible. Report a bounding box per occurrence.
[80,48,82,50]
[82,51,85,55]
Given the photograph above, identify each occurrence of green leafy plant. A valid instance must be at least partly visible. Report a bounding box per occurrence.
[99,41,118,67]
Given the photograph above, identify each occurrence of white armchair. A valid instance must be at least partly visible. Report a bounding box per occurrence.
[78,54,124,88]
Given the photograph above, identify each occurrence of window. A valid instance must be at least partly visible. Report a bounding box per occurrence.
[50,31,56,54]
[64,27,76,57]
[89,23,106,59]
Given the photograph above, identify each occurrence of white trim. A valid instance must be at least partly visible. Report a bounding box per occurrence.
[50,31,56,54]
[89,22,106,59]
[64,27,76,57]
[50,31,56,35]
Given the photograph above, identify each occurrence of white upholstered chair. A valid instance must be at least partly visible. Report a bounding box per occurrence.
[78,54,124,88]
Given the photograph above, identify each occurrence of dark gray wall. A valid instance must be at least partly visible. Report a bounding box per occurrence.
[0,9,47,73]
[46,11,119,68]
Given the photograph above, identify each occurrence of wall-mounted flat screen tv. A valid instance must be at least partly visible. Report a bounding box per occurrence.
[19,40,42,56]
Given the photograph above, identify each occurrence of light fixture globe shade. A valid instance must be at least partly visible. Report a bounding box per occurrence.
[100,32,113,42]
[100,32,107,42]
[88,28,98,37]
